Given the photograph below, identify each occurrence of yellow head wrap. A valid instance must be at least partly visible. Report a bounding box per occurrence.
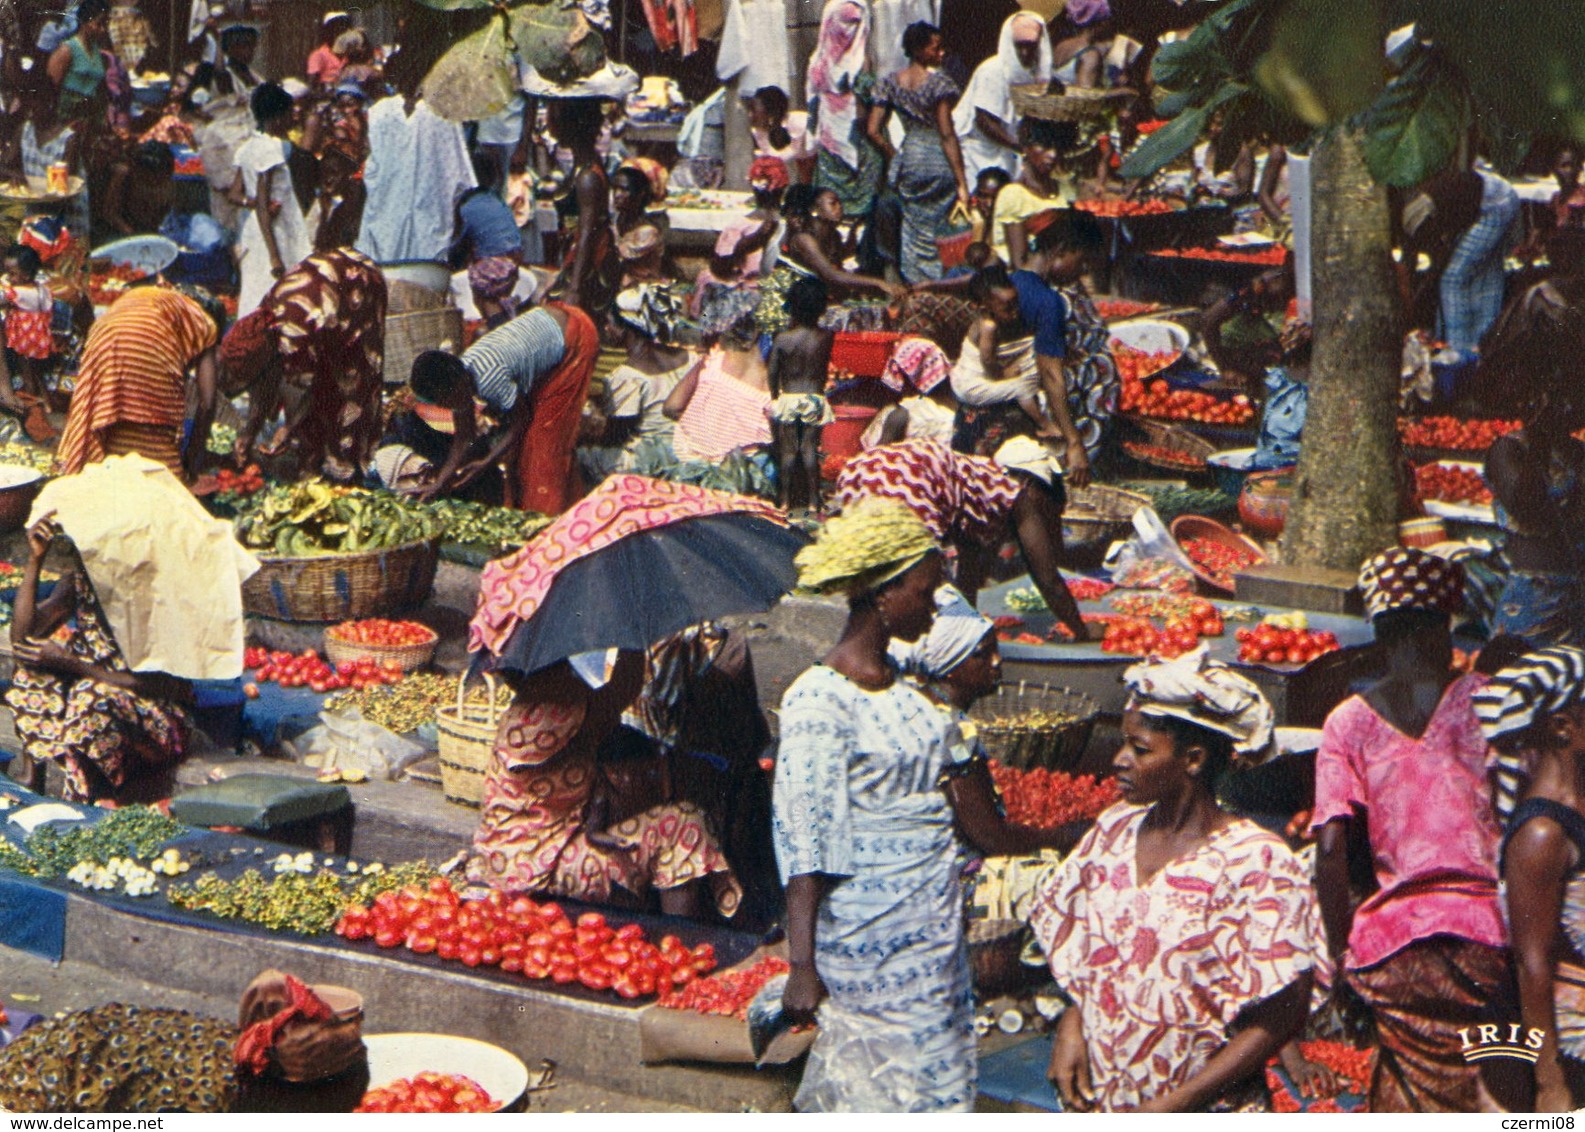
[796,499,939,596]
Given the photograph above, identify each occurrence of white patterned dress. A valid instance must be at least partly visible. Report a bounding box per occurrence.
[772,664,976,1112]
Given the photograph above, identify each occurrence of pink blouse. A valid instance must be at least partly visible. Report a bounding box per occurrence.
[1309,673,1506,970]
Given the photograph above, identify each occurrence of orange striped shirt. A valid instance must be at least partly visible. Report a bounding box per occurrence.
[58,288,218,476]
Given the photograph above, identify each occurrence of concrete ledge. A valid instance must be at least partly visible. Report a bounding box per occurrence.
[61,894,797,1111]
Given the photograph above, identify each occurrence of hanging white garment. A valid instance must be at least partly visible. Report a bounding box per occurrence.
[716,0,792,95]
[869,0,941,80]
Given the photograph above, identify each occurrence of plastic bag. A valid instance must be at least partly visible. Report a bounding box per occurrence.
[1103,505,1197,584]
[794,1007,928,1113]
[298,710,427,782]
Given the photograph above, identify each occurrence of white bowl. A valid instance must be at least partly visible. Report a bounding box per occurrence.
[1108,317,1191,357]
[362,1033,529,1112]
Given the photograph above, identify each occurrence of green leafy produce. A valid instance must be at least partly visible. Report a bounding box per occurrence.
[326,673,513,734]
[234,481,443,557]
[425,499,552,553]
[166,860,438,935]
[0,806,186,878]
[1129,484,1238,522]
[207,423,238,456]
[1004,587,1050,613]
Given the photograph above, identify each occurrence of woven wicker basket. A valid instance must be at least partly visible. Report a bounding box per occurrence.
[1062,484,1151,549]
[384,308,464,386]
[970,683,1100,773]
[324,623,439,672]
[1010,83,1119,122]
[241,539,440,623]
[437,673,503,806]
[1123,419,1217,473]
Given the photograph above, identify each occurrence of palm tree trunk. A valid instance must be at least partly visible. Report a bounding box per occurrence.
[1280,125,1402,570]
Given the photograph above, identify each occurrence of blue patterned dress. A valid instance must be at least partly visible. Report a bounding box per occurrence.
[772,664,976,1112]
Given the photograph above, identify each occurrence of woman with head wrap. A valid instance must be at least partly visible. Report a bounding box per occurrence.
[663,305,773,464]
[610,158,673,288]
[690,157,787,323]
[862,338,959,449]
[0,969,369,1112]
[778,503,1066,1110]
[577,284,697,481]
[1050,0,1113,89]
[807,0,883,223]
[1311,548,1515,1113]
[1478,646,1585,1111]
[953,12,1052,183]
[1031,648,1325,1112]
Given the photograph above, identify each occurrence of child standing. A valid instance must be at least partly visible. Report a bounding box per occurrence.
[766,276,834,514]
[0,246,57,440]
[232,82,310,318]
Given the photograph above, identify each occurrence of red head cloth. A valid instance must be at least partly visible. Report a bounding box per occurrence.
[220,306,272,372]
[749,156,790,192]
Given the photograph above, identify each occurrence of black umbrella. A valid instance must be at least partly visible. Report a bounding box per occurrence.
[486,512,809,676]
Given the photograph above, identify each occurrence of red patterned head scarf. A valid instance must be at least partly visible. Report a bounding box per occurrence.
[749,156,790,192]
[881,337,951,394]
[1357,547,1465,621]
[220,306,273,374]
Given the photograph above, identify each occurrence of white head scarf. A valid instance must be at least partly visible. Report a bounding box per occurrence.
[1123,646,1276,763]
[806,0,872,171]
[890,585,996,679]
[953,12,1053,145]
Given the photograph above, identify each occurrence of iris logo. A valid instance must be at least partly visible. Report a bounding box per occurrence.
[1458,1024,1546,1064]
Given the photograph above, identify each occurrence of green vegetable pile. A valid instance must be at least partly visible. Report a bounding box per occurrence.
[166,860,438,935]
[325,672,455,734]
[207,422,239,457]
[0,806,186,878]
[1127,484,1237,522]
[234,481,443,557]
[425,499,552,553]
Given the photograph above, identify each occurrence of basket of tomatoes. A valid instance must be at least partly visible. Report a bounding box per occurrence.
[324,618,439,672]
[1171,515,1266,593]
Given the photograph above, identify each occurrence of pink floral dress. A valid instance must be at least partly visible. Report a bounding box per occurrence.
[1029,802,1326,1112]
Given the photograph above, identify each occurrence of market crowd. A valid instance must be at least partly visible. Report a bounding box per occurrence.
[0,0,1583,1118]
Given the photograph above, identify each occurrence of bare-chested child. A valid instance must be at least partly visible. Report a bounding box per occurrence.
[767,275,834,514]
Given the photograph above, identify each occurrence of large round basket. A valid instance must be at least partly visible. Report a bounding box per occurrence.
[324,623,439,672]
[1123,418,1216,474]
[1062,484,1151,550]
[437,674,504,807]
[1010,83,1120,122]
[969,683,1100,773]
[241,539,440,623]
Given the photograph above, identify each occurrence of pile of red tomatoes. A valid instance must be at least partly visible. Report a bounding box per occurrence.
[242,647,404,694]
[1182,537,1260,589]
[657,955,790,1019]
[1235,623,1341,666]
[1122,377,1256,426]
[335,878,719,999]
[356,1074,497,1113]
[1398,416,1520,451]
[328,619,436,648]
[1414,462,1492,506]
[989,762,1122,828]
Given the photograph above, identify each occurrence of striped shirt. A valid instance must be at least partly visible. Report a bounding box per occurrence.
[462,309,567,414]
[671,351,771,462]
[58,287,217,475]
